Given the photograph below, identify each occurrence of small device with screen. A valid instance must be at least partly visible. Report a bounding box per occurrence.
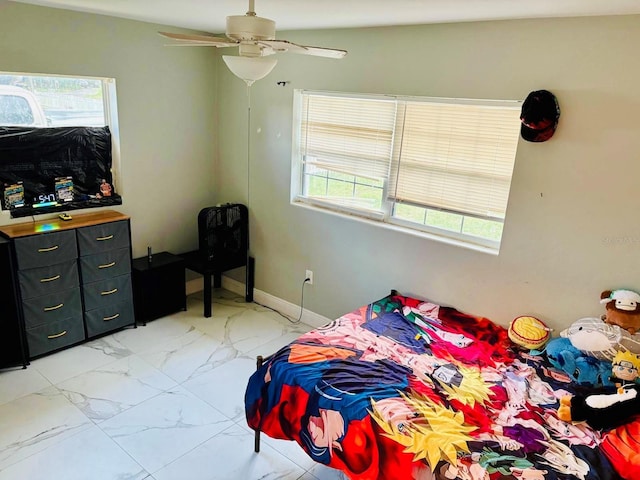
[32,193,58,208]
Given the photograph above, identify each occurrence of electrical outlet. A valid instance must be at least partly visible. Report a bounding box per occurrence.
[305,269,314,285]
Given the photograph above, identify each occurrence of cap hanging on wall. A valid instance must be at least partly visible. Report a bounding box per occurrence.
[520,90,560,142]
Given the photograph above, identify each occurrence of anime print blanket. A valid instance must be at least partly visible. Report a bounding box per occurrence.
[245,293,626,480]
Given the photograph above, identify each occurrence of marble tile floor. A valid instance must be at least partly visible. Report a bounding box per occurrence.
[0,290,348,480]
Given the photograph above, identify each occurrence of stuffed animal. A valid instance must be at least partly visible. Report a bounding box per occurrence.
[561,315,640,362]
[601,289,640,335]
[557,350,640,430]
[561,317,619,360]
[562,317,633,361]
[545,337,613,388]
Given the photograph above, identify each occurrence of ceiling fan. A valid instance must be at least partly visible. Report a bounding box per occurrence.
[159,0,347,85]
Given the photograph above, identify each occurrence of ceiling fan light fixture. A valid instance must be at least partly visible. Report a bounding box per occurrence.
[222,55,277,86]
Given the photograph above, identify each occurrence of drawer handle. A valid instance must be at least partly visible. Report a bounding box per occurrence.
[47,330,67,339]
[96,235,114,241]
[98,261,116,269]
[44,303,64,312]
[40,275,61,283]
[101,288,118,296]
[103,313,120,322]
[38,245,59,253]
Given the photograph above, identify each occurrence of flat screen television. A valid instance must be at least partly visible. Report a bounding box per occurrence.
[0,126,121,218]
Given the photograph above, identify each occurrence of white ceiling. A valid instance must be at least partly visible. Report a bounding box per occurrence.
[10,0,640,32]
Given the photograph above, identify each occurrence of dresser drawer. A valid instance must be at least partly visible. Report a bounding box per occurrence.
[26,315,85,358]
[79,247,131,284]
[14,230,77,269]
[18,260,79,300]
[85,300,134,337]
[22,287,82,329]
[77,220,130,256]
[82,274,132,311]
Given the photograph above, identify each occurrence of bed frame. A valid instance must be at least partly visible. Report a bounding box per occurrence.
[254,354,268,452]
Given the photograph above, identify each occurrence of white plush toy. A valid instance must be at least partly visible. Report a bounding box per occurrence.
[561,317,640,361]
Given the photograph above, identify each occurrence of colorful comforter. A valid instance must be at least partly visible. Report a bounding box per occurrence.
[245,293,631,480]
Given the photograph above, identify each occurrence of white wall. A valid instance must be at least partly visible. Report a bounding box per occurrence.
[2,3,638,330]
[0,1,218,258]
[216,15,640,330]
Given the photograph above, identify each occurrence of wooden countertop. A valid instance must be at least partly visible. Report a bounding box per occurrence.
[0,210,129,239]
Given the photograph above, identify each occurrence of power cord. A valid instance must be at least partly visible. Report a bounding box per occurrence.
[240,277,311,325]
[293,277,312,324]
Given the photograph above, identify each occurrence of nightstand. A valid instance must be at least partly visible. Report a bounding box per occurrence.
[132,252,186,325]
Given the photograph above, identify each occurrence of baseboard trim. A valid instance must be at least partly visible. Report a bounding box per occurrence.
[185,276,331,328]
[186,277,203,296]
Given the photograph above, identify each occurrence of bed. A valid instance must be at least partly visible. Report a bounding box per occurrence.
[245,291,636,480]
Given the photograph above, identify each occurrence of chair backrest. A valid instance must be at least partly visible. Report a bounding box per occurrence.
[197,204,249,271]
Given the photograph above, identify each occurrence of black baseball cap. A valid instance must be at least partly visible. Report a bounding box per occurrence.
[520,90,560,142]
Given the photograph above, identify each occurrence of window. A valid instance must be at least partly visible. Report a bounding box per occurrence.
[291,91,522,252]
[0,92,37,125]
[0,73,114,128]
[0,72,121,217]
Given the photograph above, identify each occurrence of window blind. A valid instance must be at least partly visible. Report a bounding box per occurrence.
[388,100,521,219]
[300,93,396,180]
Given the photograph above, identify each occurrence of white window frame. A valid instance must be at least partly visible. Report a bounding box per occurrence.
[0,71,122,217]
[290,90,522,254]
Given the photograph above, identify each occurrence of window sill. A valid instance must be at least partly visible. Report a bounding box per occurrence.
[291,199,500,256]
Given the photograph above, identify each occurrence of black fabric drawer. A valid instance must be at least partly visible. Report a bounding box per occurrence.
[85,300,134,337]
[26,315,85,358]
[82,274,132,311]
[22,287,83,329]
[14,230,77,269]
[77,220,130,256]
[79,247,131,284]
[18,260,79,300]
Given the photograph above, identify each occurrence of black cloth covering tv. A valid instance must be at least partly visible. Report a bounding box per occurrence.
[0,126,121,217]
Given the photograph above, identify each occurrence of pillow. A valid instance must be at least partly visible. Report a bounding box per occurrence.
[600,417,640,479]
[508,315,551,350]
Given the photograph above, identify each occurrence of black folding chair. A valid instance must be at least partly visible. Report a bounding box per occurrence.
[180,204,254,317]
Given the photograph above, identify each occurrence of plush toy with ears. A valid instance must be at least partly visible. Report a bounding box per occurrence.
[557,350,640,430]
[601,289,640,335]
[545,337,613,387]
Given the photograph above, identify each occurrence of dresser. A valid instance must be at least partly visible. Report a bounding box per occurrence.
[0,210,135,367]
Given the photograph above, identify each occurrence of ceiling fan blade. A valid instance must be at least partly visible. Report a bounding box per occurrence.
[164,43,238,48]
[258,40,347,59]
[158,31,237,47]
